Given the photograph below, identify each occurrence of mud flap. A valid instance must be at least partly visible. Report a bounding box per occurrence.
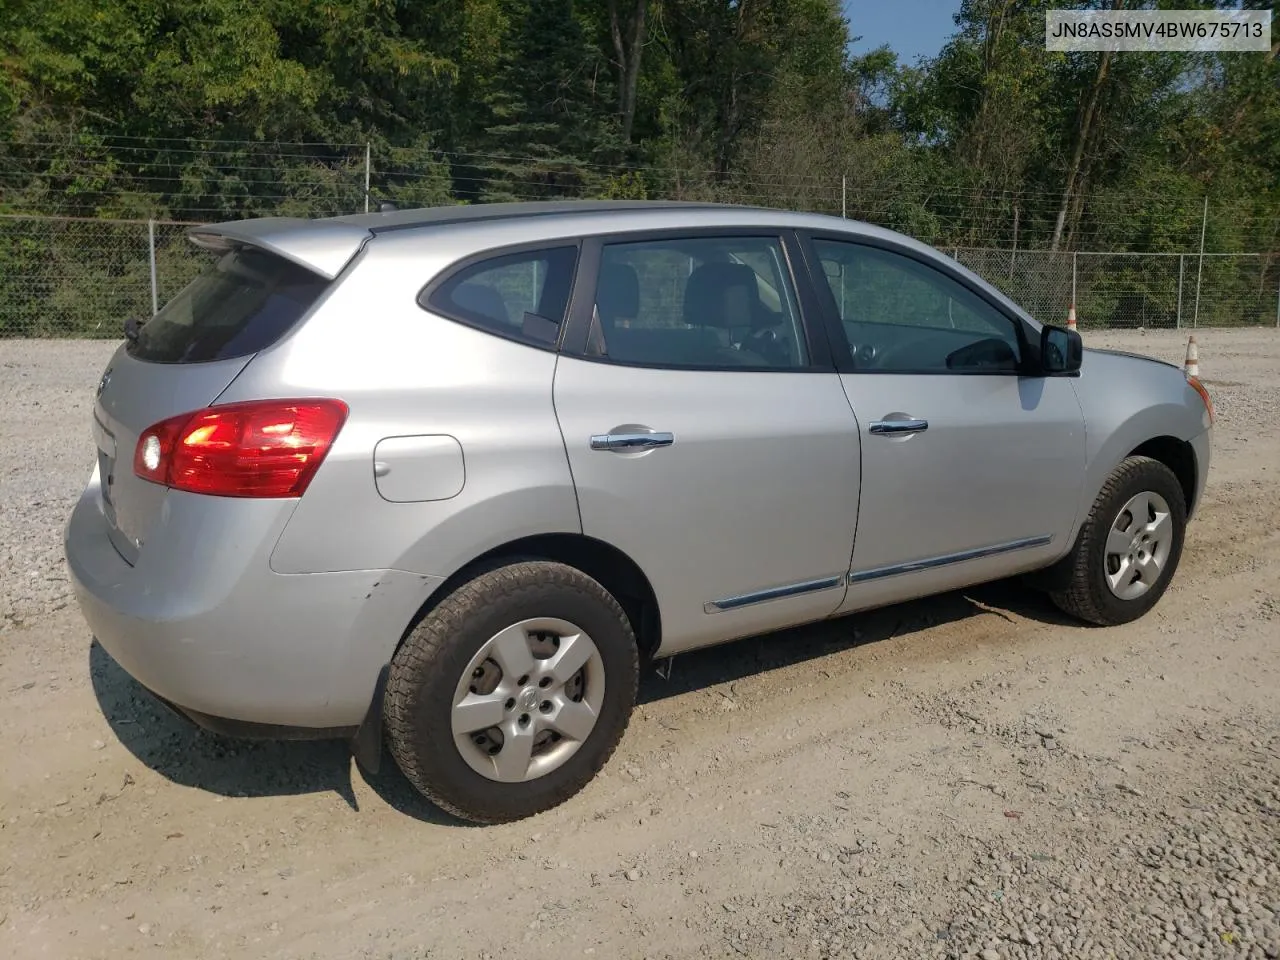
[350,663,390,775]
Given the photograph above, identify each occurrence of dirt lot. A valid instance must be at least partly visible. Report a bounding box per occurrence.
[2,328,1278,960]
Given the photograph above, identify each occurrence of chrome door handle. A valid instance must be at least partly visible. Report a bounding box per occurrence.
[589,432,675,451]
[869,418,928,435]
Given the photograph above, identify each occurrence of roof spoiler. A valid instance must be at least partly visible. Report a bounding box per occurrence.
[186,217,372,280]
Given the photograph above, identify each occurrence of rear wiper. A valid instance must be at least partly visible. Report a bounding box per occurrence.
[124,317,143,343]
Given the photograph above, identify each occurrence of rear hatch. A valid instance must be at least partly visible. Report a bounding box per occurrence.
[92,245,332,564]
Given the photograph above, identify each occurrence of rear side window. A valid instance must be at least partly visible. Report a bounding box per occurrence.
[584,235,809,369]
[422,246,578,347]
[128,247,330,363]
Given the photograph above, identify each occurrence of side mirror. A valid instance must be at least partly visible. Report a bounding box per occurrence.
[1040,324,1082,375]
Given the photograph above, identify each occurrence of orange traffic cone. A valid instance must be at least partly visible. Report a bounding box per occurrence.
[1184,336,1199,378]
[1066,304,1078,332]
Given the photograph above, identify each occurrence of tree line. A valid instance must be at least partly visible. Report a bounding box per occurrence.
[1,0,1277,254]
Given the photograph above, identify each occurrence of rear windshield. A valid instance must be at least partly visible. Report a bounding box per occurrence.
[127,246,330,363]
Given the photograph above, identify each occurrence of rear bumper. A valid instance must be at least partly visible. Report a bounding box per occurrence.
[65,466,443,731]
[147,688,360,740]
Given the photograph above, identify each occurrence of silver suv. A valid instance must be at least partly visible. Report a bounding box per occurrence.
[65,201,1214,823]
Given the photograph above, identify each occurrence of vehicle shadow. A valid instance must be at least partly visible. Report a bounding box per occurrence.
[88,579,1073,824]
[87,640,466,826]
[637,578,1076,705]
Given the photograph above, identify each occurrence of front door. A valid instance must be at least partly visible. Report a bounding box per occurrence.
[553,231,860,654]
[801,235,1087,613]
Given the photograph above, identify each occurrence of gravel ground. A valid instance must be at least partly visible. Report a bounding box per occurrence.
[1,329,1278,960]
[1,340,116,629]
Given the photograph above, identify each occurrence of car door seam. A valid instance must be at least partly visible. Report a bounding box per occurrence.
[834,374,865,590]
[550,353,586,535]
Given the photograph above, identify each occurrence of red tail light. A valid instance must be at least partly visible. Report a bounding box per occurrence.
[133,399,349,498]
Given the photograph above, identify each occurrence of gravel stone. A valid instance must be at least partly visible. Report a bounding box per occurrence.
[1,341,115,629]
[4,331,1280,960]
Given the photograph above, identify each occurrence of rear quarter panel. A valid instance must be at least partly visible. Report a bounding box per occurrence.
[214,228,582,580]
[1068,349,1212,543]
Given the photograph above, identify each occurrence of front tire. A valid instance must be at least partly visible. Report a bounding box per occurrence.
[384,560,639,824]
[1049,455,1187,626]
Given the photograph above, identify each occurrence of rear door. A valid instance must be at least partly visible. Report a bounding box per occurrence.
[92,245,331,562]
[799,233,1086,613]
[553,229,860,655]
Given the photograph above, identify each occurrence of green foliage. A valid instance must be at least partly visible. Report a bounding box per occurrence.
[599,171,650,199]
[471,0,617,201]
[0,0,1277,336]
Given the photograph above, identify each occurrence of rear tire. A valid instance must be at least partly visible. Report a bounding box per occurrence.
[1049,456,1187,626]
[384,560,638,824]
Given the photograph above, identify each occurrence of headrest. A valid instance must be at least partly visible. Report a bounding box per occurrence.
[683,261,764,328]
[598,262,640,324]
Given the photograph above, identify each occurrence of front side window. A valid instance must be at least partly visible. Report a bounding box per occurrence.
[586,235,809,369]
[424,245,578,346]
[813,238,1022,373]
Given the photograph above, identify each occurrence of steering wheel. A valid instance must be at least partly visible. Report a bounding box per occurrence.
[744,326,792,365]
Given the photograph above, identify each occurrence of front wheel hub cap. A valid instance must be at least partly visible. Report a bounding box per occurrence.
[1103,490,1173,601]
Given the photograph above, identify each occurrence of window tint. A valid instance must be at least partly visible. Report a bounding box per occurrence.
[587,236,808,369]
[128,247,329,363]
[813,239,1022,373]
[426,246,577,346]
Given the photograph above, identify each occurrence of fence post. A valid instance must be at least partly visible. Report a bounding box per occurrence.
[841,176,847,219]
[1176,254,1184,329]
[148,218,159,316]
[364,142,372,214]
[1192,196,1207,328]
[1009,206,1019,281]
[1071,252,1078,311]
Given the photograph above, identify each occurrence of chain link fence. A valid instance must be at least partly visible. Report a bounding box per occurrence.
[1,213,1277,337]
[944,248,1278,330]
[0,215,206,337]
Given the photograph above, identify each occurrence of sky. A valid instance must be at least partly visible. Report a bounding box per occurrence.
[843,0,961,66]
